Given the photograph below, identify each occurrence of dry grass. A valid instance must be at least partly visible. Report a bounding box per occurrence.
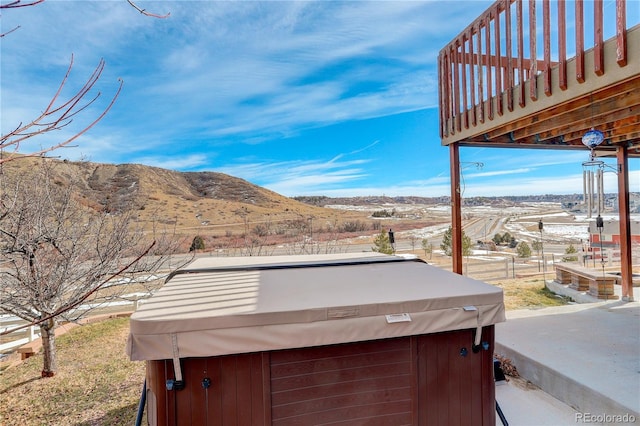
[0,276,570,425]
[493,277,572,310]
[0,318,145,426]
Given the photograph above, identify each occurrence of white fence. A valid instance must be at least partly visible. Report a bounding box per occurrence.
[0,293,152,355]
[0,321,39,354]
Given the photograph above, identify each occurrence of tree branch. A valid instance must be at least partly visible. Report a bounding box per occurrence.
[0,0,44,9]
[0,241,156,336]
[126,0,170,19]
[0,56,123,164]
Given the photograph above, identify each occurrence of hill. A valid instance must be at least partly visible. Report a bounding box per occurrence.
[0,157,369,246]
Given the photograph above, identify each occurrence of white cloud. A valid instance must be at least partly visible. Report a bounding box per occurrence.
[132,154,210,170]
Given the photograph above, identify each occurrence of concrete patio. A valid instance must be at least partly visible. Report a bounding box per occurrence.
[494,282,639,425]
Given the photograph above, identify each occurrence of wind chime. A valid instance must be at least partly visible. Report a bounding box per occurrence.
[581,128,605,218]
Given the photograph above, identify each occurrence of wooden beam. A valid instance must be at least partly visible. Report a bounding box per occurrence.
[438,54,446,138]
[616,0,627,66]
[450,144,463,275]
[594,0,604,76]
[453,52,556,72]
[469,28,477,127]
[558,0,568,90]
[545,109,640,143]
[576,0,585,83]
[517,0,525,107]
[543,0,552,96]
[461,35,469,130]
[485,13,494,120]
[479,77,640,140]
[505,0,514,112]
[476,25,485,124]
[616,146,633,300]
[453,43,462,133]
[529,0,538,101]
[494,2,503,116]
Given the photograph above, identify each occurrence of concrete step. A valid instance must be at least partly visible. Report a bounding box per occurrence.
[494,301,640,422]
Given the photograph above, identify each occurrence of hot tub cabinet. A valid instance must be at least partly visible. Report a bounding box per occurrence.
[128,254,505,425]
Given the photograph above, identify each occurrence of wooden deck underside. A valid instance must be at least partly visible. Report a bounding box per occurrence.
[439,0,638,299]
[441,25,640,156]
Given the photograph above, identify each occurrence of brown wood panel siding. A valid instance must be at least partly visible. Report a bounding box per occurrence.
[616,0,627,66]
[146,327,498,425]
[146,360,172,426]
[236,355,254,425]
[480,327,496,425]
[417,327,495,425]
[256,353,272,425]
[220,357,240,425]
[187,358,208,425]
[147,354,269,426]
[206,357,224,425]
[270,338,414,425]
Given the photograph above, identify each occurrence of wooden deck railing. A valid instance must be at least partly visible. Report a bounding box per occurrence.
[438,0,635,140]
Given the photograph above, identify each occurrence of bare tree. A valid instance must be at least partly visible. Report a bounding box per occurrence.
[0,159,186,376]
[1,0,167,37]
[1,0,167,163]
[0,56,122,164]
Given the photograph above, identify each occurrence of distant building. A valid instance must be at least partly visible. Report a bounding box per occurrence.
[588,219,640,259]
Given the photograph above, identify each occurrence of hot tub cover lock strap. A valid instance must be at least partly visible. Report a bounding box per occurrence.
[474,308,482,347]
[463,305,483,346]
[168,333,184,391]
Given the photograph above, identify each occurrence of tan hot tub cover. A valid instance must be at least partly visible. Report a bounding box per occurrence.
[127,253,505,361]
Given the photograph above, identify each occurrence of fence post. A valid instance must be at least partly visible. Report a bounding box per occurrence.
[511,257,515,279]
[29,325,35,342]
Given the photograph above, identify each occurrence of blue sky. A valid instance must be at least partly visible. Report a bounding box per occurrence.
[1,1,638,197]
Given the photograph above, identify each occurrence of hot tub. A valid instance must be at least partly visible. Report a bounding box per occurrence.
[127,253,505,425]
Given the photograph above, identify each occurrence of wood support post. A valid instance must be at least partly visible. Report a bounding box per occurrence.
[617,146,633,300]
[450,144,463,275]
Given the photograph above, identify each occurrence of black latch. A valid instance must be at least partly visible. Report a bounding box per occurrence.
[166,379,185,391]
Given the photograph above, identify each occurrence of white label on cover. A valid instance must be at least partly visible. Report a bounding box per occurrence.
[385,313,412,323]
[463,306,477,312]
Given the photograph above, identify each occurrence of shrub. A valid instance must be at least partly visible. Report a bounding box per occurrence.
[190,235,205,252]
